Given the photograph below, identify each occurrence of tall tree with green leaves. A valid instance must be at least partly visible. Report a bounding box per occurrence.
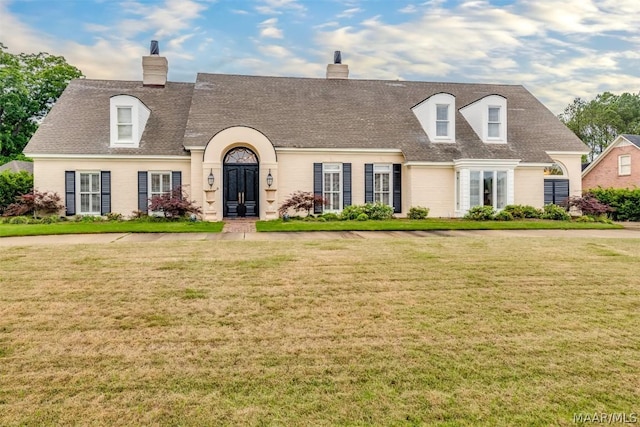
[559,92,640,162]
[0,43,83,162]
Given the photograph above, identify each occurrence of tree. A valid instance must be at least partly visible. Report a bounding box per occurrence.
[148,186,202,219]
[0,43,83,161]
[559,92,640,162]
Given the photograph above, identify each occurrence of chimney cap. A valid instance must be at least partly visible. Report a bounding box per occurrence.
[150,40,159,55]
[334,51,342,64]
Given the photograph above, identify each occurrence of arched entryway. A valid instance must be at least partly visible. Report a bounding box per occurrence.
[223,147,259,217]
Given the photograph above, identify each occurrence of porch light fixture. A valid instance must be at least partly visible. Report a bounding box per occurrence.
[266,169,273,188]
[207,169,215,188]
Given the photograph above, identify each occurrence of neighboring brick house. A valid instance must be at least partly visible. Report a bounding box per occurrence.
[23,43,588,220]
[582,134,640,190]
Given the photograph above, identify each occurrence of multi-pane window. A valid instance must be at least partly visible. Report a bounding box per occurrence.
[470,170,507,209]
[374,164,391,205]
[150,172,171,198]
[117,107,133,141]
[619,155,631,175]
[79,172,100,214]
[488,106,501,138]
[323,163,341,212]
[436,104,449,137]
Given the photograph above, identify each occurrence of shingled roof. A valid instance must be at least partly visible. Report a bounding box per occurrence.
[25,79,194,157]
[621,134,640,148]
[25,73,587,163]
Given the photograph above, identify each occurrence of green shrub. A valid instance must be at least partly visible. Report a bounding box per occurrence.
[575,215,594,223]
[464,205,495,221]
[503,204,542,219]
[365,202,394,220]
[541,204,570,221]
[356,213,369,221]
[0,170,33,215]
[408,206,430,219]
[40,215,62,224]
[589,187,640,221]
[494,210,514,221]
[106,212,123,221]
[340,205,366,220]
[320,212,340,221]
[8,216,29,224]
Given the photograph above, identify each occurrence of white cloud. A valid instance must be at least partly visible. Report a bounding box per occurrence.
[255,0,306,15]
[337,7,362,18]
[259,18,284,39]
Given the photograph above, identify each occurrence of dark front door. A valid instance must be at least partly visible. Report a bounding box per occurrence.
[224,164,258,217]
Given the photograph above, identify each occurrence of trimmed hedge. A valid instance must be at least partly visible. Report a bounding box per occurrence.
[0,170,33,214]
[589,187,640,221]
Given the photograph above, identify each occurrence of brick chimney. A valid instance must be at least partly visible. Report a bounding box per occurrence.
[142,40,168,87]
[326,50,349,79]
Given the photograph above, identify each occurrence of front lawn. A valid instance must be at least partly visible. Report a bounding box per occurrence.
[0,220,224,237]
[256,218,622,232]
[0,237,638,425]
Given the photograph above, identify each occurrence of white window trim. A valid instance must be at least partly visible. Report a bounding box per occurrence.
[487,106,502,140]
[454,159,518,216]
[109,95,150,148]
[411,93,456,143]
[435,104,450,138]
[373,164,393,207]
[148,171,172,199]
[323,163,342,213]
[619,154,631,176]
[116,106,133,143]
[459,95,507,144]
[77,171,101,215]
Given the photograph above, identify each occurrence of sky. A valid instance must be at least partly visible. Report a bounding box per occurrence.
[1,0,639,114]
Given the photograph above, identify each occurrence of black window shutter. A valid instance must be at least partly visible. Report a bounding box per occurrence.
[364,163,373,204]
[555,179,569,205]
[138,171,148,213]
[100,171,111,215]
[343,163,352,208]
[544,180,553,205]
[171,171,182,189]
[65,171,75,216]
[172,171,182,199]
[393,163,402,213]
[313,163,323,214]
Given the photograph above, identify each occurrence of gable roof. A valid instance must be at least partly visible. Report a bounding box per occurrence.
[24,79,194,157]
[0,160,33,174]
[582,134,640,177]
[25,74,587,163]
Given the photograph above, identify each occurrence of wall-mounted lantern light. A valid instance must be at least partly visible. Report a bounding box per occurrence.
[208,169,215,189]
[266,169,273,188]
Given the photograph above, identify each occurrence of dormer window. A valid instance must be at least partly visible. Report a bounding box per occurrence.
[110,95,150,148]
[436,104,449,137]
[411,93,455,142]
[460,95,507,143]
[488,107,501,138]
[117,107,133,141]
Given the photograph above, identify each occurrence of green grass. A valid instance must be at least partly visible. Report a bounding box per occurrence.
[0,237,638,425]
[0,220,224,237]
[257,218,622,232]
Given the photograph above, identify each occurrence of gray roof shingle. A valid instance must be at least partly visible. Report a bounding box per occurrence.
[621,134,640,148]
[0,160,33,174]
[24,79,194,156]
[25,74,587,163]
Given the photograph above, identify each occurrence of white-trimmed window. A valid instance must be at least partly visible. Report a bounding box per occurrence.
[109,95,150,147]
[436,104,449,137]
[468,170,508,210]
[488,107,501,138]
[79,172,100,215]
[619,155,631,175]
[374,164,391,205]
[459,95,507,143]
[150,172,171,198]
[117,107,133,142]
[323,163,342,212]
[411,93,455,142]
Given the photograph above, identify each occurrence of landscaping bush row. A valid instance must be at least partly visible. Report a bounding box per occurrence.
[588,187,640,221]
[463,203,612,223]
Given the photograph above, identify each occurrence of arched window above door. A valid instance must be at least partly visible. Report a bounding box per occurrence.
[224,147,258,164]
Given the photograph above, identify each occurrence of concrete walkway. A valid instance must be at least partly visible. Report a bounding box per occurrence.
[1,227,639,246]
